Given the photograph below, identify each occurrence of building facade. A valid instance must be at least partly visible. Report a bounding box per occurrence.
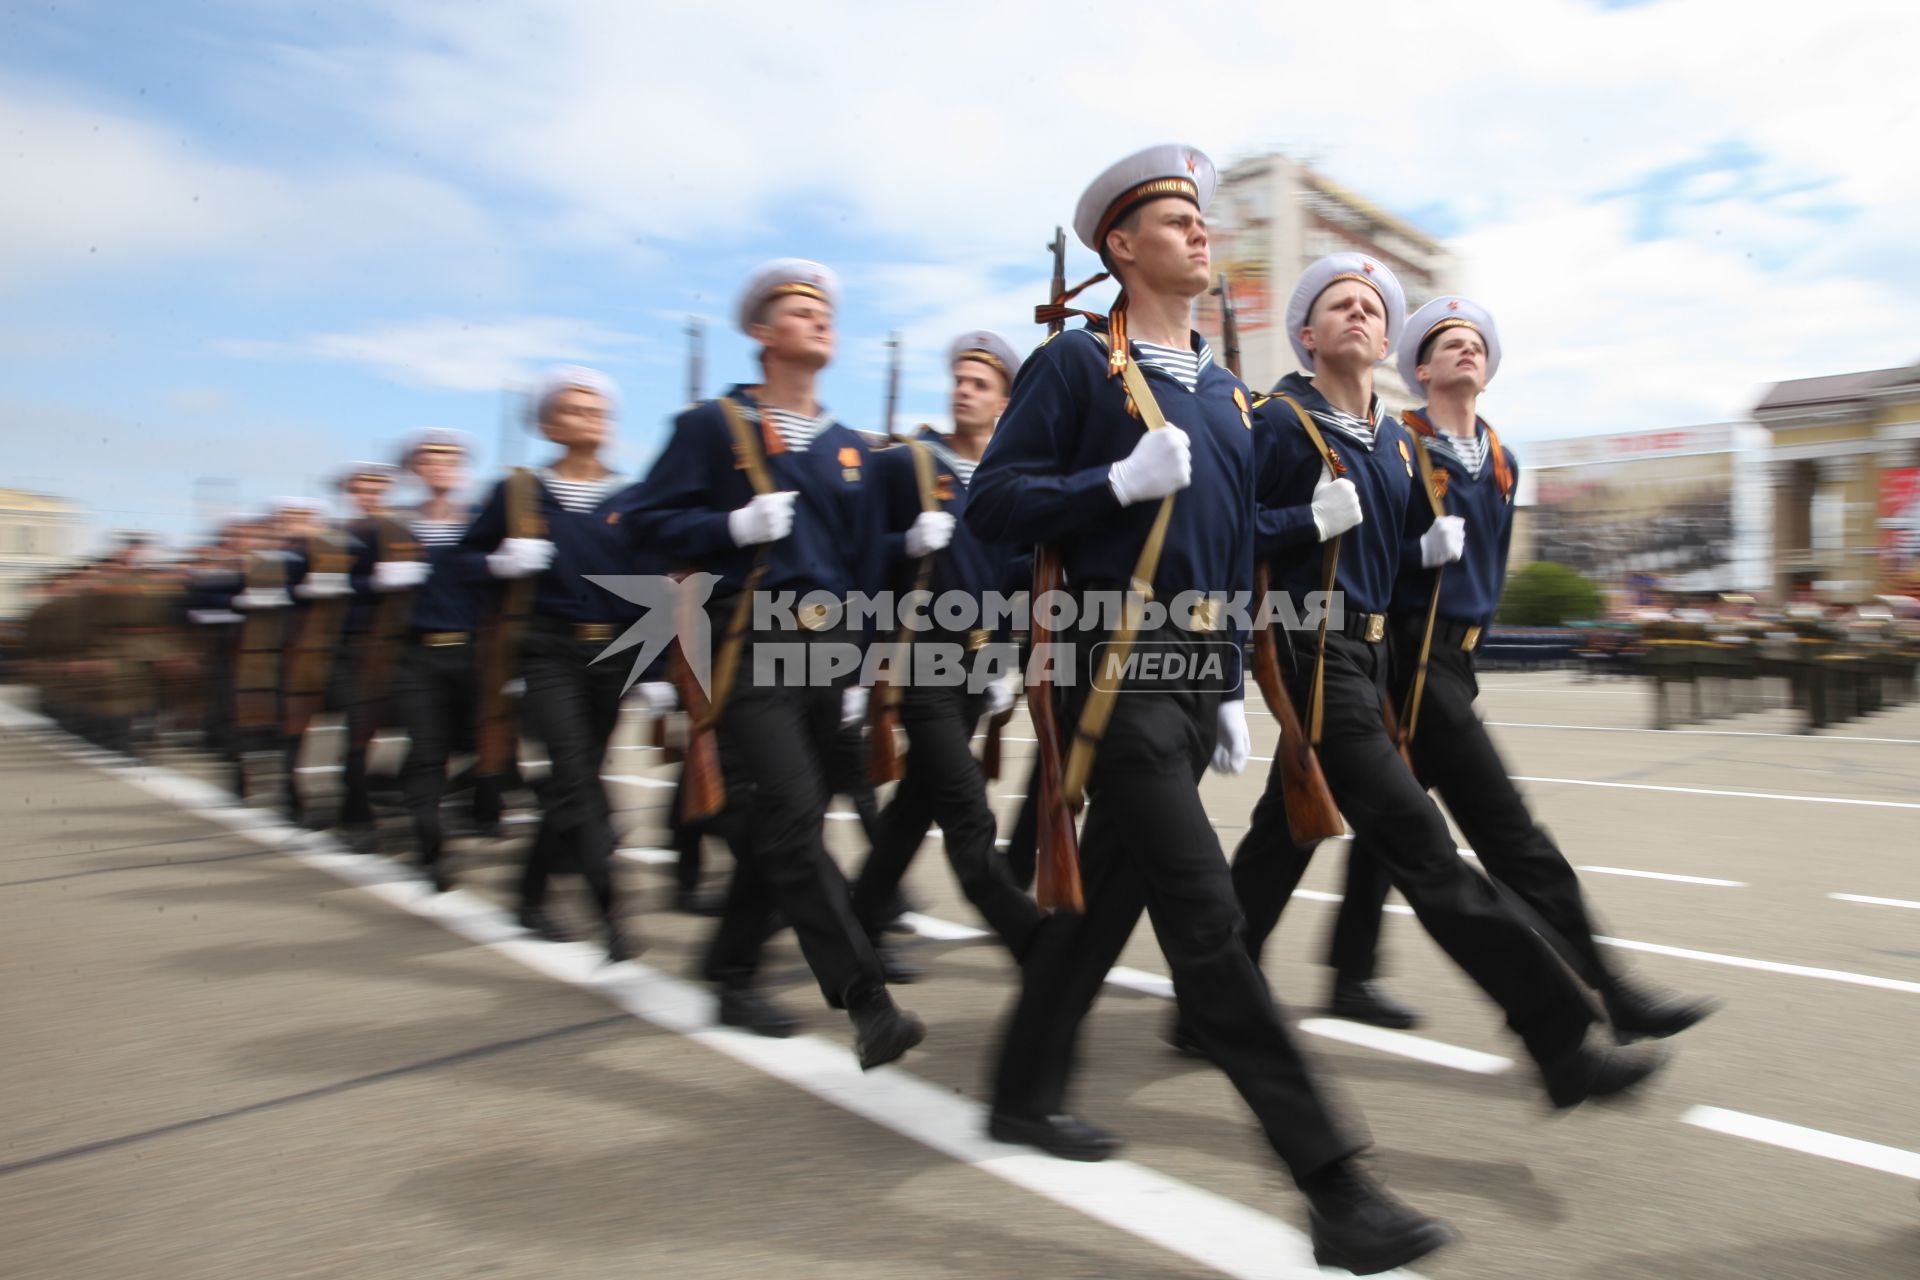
[1197,153,1457,408]
[1753,363,1920,603]
[0,489,84,620]
[1519,425,1773,602]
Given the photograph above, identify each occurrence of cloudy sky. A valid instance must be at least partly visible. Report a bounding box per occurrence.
[5,0,1916,546]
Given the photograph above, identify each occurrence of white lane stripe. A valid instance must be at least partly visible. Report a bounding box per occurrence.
[1595,936,1920,996]
[1829,893,1920,911]
[1514,775,1920,811]
[0,705,1423,1280]
[1578,866,1747,887]
[1683,1107,1920,1181]
[1296,1020,1513,1076]
[898,912,989,942]
[617,846,677,866]
[1488,720,1920,746]
[601,774,674,789]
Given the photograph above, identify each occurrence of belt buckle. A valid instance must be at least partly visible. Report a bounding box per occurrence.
[967,628,990,651]
[1462,624,1482,651]
[1364,614,1385,643]
[425,631,466,648]
[797,602,833,632]
[1188,599,1222,632]
[577,623,615,643]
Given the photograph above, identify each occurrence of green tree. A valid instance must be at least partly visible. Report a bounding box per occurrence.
[1499,562,1603,626]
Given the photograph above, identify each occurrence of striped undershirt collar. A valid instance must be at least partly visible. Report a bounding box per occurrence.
[742,400,834,453]
[1426,427,1488,477]
[537,468,621,513]
[915,433,980,486]
[1132,339,1215,394]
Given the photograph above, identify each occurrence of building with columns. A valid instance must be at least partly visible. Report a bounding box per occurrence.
[0,488,84,620]
[1753,363,1920,603]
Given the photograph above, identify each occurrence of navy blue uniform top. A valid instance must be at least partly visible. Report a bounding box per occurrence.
[462,472,641,625]
[1388,409,1521,628]
[405,506,491,633]
[965,324,1255,619]
[612,385,888,605]
[1253,372,1420,617]
[874,427,1025,608]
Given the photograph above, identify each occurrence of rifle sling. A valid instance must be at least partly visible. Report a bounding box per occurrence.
[701,397,774,730]
[1402,433,1448,745]
[1273,396,1342,747]
[1061,344,1176,807]
[882,440,941,712]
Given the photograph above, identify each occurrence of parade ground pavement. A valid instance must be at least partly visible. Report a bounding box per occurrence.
[3,672,1917,1279]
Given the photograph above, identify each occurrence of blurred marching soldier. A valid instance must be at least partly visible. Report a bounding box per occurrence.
[390,429,496,892]
[228,503,307,800]
[463,365,637,963]
[618,260,926,1071]
[849,329,1039,965]
[1221,254,1666,1109]
[966,146,1452,1275]
[184,522,249,761]
[283,463,427,849]
[1324,297,1718,1041]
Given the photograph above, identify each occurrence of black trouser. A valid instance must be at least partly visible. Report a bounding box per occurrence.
[1231,628,1593,1067]
[1329,630,1613,990]
[516,623,624,921]
[829,717,883,849]
[992,632,1361,1181]
[852,675,1041,956]
[393,636,500,868]
[702,626,884,1006]
[284,641,374,826]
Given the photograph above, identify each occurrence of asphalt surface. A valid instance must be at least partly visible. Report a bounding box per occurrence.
[2,673,1917,1279]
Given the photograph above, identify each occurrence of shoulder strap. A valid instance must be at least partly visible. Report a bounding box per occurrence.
[1274,394,1341,745]
[505,467,547,540]
[1408,431,1446,520]
[718,397,777,496]
[907,440,939,513]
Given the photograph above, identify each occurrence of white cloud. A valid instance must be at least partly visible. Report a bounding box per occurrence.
[0,74,504,293]
[215,315,648,392]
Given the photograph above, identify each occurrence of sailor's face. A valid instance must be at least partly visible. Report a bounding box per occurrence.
[755,294,836,369]
[412,449,465,495]
[1304,280,1389,370]
[541,387,611,450]
[1118,198,1211,297]
[950,359,1008,433]
[345,476,390,517]
[1419,327,1488,394]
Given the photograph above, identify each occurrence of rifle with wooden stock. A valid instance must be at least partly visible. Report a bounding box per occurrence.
[1219,272,1343,845]
[1029,225,1083,913]
[352,514,423,752]
[281,533,352,741]
[867,436,938,786]
[477,468,543,779]
[676,397,779,824]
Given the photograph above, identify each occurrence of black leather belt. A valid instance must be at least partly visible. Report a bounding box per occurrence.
[1339,611,1389,643]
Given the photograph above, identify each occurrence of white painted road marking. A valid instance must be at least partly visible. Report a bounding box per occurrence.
[0,702,1429,1280]
[1596,936,1920,996]
[1297,1020,1514,1076]
[1488,720,1920,746]
[1514,775,1920,811]
[1578,866,1746,887]
[1829,893,1920,911]
[1683,1107,1920,1181]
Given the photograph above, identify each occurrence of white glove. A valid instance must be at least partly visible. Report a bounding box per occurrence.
[486,537,557,579]
[638,681,678,715]
[293,571,352,600]
[372,559,431,592]
[1108,426,1192,507]
[1211,700,1251,775]
[840,685,869,728]
[904,510,956,558]
[983,672,1018,718]
[727,491,798,546]
[1310,466,1364,541]
[234,587,292,611]
[1419,515,1467,568]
